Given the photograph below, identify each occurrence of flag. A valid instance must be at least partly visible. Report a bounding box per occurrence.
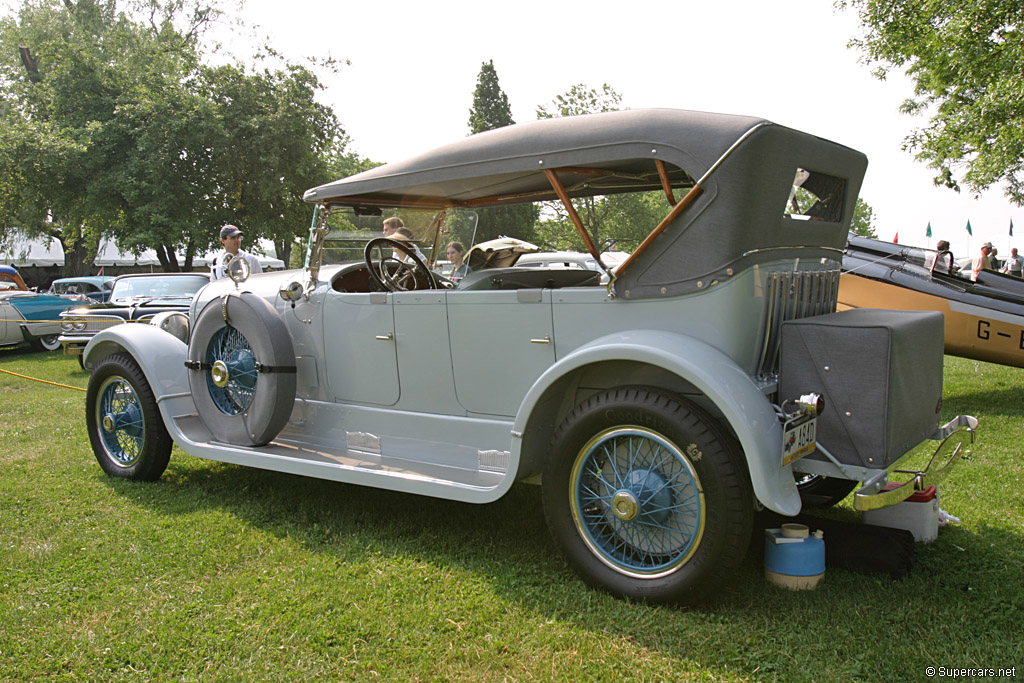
[1011,219,1015,237]
[926,222,932,238]
[966,220,973,236]
[893,232,899,243]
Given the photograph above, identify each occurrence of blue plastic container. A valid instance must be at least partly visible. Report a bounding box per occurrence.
[764,523,825,590]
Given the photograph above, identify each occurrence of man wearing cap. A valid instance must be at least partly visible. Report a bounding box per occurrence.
[970,242,994,282]
[211,225,264,281]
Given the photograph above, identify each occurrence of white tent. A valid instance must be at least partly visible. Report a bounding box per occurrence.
[4,233,287,271]
[93,239,163,268]
[1,232,65,267]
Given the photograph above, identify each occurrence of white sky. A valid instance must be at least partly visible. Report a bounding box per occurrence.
[220,0,1021,260]
[5,0,1020,260]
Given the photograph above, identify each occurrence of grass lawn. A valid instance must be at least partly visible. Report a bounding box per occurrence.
[1,346,1021,682]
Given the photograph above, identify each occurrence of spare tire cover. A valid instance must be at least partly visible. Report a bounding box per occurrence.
[188,292,296,445]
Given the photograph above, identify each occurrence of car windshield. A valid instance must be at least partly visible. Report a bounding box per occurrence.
[110,274,209,301]
[317,208,479,268]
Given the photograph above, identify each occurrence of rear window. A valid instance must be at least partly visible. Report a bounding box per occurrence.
[785,168,845,223]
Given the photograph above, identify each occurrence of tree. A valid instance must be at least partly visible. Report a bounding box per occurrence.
[839,0,1024,205]
[535,83,622,119]
[467,60,514,134]
[0,0,343,273]
[533,84,660,253]
[850,198,878,238]
[466,60,536,243]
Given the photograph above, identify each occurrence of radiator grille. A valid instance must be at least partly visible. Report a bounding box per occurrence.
[755,268,840,379]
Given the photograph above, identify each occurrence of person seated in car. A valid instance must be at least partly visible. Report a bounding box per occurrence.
[390,227,427,264]
[382,216,404,238]
[924,240,957,274]
[446,241,472,283]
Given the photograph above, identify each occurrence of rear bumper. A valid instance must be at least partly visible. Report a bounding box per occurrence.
[852,415,978,511]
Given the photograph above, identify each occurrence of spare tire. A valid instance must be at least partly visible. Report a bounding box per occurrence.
[187,292,296,446]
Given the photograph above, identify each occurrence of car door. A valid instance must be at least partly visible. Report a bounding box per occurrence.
[446,288,555,416]
[322,290,400,405]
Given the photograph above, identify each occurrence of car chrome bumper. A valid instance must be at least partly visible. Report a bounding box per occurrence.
[852,415,978,511]
[58,335,91,354]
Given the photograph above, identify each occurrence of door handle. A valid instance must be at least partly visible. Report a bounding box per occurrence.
[530,335,551,344]
[376,333,394,341]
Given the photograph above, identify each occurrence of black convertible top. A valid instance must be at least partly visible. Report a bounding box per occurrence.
[305,109,869,298]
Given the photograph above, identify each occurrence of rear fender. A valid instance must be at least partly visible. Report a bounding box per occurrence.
[514,329,802,516]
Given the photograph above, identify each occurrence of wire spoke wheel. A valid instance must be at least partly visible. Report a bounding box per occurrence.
[542,387,752,604]
[205,325,257,415]
[95,376,145,467]
[86,352,172,481]
[572,427,704,577]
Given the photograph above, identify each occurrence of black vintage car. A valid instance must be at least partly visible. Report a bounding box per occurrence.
[59,272,210,366]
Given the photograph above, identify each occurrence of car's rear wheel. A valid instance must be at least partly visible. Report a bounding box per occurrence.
[542,387,752,604]
[86,352,171,481]
[187,292,296,446]
[31,334,61,352]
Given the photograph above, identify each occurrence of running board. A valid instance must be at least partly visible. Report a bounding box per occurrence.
[171,414,506,498]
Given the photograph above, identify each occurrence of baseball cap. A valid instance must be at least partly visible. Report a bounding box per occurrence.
[220,225,242,239]
[982,241,994,249]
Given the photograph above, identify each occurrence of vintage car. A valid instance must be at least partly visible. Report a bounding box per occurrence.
[0,265,75,351]
[839,235,1024,369]
[60,272,210,362]
[47,276,115,303]
[81,109,977,604]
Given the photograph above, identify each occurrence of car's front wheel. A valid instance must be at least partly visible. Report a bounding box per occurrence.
[86,353,172,481]
[542,387,753,604]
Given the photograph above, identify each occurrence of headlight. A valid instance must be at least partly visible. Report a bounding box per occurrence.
[149,311,190,344]
[61,321,73,332]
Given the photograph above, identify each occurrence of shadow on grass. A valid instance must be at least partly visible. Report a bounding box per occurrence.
[942,385,1024,418]
[104,455,1023,679]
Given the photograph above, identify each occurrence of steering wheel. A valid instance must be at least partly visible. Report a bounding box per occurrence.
[363,237,435,292]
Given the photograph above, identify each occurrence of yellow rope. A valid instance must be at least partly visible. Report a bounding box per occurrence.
[0,317,68,323]
[0,367,86,392]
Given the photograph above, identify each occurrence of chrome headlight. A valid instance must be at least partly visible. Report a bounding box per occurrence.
[149,311,190,344]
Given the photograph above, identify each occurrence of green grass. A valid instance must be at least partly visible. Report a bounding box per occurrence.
[1,346,1022,682]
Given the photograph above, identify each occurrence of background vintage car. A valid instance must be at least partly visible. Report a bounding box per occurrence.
[0,265,75,351]
[80,109,975,605]
[60,272,210,363]
[47,276,115,303]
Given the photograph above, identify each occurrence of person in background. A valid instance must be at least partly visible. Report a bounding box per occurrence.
[1001,247,1023,278]
[970,242,994,282]
[382,217,404,238]
[446,241,472,282]
[210,225,263,280]
[989,246,1001,270]
[924,239,956,273]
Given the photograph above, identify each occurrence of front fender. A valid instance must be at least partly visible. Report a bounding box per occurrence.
[84,325,193,435]
[514,329,802,516]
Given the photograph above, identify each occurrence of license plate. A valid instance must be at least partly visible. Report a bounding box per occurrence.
[782,415,817,466]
